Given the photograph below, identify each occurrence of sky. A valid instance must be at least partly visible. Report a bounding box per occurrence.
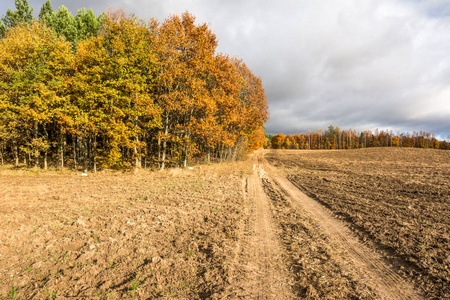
[2,0,450,139]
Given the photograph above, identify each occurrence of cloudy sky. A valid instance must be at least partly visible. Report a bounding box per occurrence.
[2,0,450,139]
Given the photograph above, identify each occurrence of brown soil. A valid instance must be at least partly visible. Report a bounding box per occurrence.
[0,163,252,299]
[1,148,439,299]
[260,171,379,299]
[266,148,449,298]
[263,161,418,299]
[222,156,295,299]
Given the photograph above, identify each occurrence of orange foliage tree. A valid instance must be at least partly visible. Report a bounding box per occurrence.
[0,9,270,170]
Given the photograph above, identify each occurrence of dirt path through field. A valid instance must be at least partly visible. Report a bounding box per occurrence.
[230,155,294,298]
[262,154,421,300]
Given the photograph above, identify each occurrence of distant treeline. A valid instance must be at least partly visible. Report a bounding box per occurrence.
[0,1,269,171]
[268,125,449,150]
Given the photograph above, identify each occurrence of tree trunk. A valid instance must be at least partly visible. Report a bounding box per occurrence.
[73,137,77,170]
[34,121,39,168]
[349,133,352,150]
[143,133,148,169]
[0,145,3,165]
[160,114,169,171]
[60,131,65,169]
[219,143,224,162]
[44,152,48,170]
[134,135,141,169]
[157,132,161,169]
[44,124,48,170]
[83,136,88,173]
[87,135,91,171]
[14,144,19,167]
[93,134,97,173]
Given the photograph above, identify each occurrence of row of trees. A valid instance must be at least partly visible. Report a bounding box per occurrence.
[270,125,449,150]
[0,1,269,171]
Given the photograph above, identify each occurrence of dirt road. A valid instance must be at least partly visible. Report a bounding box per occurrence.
[262,161,419,298]
[228,151,406,298]
[224,158,295,298]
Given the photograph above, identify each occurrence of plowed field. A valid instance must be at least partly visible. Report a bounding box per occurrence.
[1,148,443,299]
[0,164,251,299]
[266,148,450,298]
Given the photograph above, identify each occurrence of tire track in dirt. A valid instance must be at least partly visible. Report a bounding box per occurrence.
[250,163,294,298]
[228,156,294,299]
[263,159,421,300]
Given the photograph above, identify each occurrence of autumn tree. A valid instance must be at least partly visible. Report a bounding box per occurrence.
[72,11,160,170]
[151,12,227,169]
[232,58,269,153]
[0,21,74,168]
[284,135,296,149]
[190,54,243,162]
[0,7,271,169]
[248,127,268,151]
[271,133,285,149]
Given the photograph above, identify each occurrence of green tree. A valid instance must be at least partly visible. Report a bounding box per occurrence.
[39,2,103,48]
[50,5,78,46]
[38,0,53,25]
[325,125,336,149]
[0,0,34,36]
[74,8,102,41]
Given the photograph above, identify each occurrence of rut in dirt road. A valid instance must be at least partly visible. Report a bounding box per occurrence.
[225,158,295,299]
[263,161,421,300]
[251,163,295,298]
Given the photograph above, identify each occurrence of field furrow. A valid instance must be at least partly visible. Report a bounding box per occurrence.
[266,148,450,298]
[1,148,446,299]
